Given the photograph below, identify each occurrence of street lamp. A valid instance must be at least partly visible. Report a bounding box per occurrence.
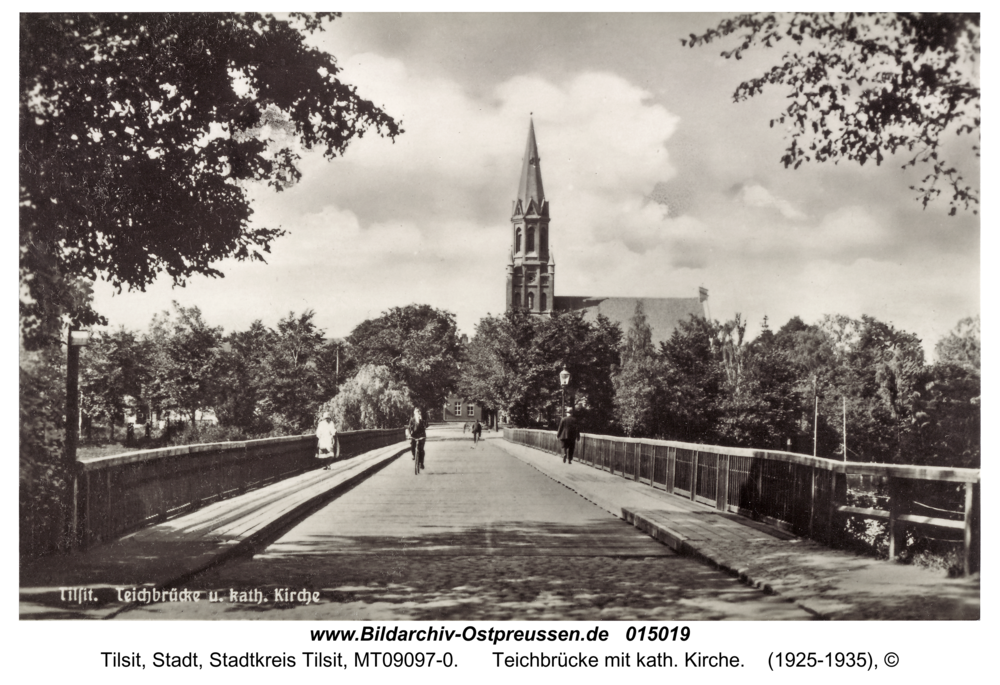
[66,329,92,465]
[559,367,571,419]
[66,328,91,550]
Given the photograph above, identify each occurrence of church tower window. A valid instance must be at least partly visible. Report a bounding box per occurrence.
[527,292,535,310]
[541,293,547,311]
[527,227,535,252]
[516,228,522,254]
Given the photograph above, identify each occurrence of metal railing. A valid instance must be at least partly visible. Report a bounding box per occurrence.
[70,428,406,549]
[504,428,981,574]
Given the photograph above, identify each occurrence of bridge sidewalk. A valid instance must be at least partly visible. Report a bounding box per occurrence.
[19,441,410,620]
[493,437,980,620]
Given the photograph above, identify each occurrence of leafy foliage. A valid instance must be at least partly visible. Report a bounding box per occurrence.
[684,13,980,214]
[613,301,659,436]
[257,311,331,430]
[459,309,621,431]
[79,327,149,440]
[458,308,540,423]
[347,305,462,415]
[320,364,412,431]
[215,320,274,432]
[935,315,979,371]
[713,316,798,449]
[145,302,225,425]
[19,345,70,558]
[656,316,723,443]
[19,13,402,349]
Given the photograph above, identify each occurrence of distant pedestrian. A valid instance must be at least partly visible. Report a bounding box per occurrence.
[316,412,338,470]
[471,418,482,446]
[556,408,580,464]
[463,421,469,434]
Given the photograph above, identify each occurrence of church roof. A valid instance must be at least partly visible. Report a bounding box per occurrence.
[553,295,707,346]
[517,119,545,208]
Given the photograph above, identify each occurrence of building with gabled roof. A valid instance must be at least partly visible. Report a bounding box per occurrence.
[444,120,709,423]
[505,119,708,344]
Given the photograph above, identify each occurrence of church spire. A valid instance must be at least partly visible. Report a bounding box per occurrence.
[508,118,553,316]
[517,119,545,207]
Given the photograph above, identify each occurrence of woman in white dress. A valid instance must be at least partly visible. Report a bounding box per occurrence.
[316,413,337,469]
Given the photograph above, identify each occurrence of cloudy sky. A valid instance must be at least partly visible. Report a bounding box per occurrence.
[90,12,981,357]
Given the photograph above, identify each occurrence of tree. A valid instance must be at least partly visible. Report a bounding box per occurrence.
[531,312,621,432]
[259,311,329,431]
[79,327,149,440]
[347,305,462,414]
[19,13,402,349]
[145,302,224,426]
[714,317,799,449]
[215,320,274,432]
[458,309,541,426]
[684,13,980,215]
[906,317,980,468]
[459,309,621,430]
[656,315,723,443]
[812,314,926,463]
[19,343,70,558]
[935,315,980,371]
[320,364,412,431]
[613,301,659,436]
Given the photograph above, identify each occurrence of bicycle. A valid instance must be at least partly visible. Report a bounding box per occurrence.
[411,437,426,474]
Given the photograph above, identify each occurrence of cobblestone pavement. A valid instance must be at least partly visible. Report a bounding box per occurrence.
[125,427,814,620]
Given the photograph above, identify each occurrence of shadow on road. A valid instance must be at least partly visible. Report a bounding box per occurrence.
[119,519,816,620]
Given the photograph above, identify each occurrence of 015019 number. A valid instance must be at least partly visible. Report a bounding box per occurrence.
[625,626,690,642]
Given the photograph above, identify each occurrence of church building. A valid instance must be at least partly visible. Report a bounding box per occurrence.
[443,120,709,423]
[506,119,709,345]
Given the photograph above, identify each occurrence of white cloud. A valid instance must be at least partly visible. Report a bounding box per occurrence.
[90,47,977,357]
[736,183,806,220]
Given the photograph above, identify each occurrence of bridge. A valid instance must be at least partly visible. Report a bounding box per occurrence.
[19,424,979,620]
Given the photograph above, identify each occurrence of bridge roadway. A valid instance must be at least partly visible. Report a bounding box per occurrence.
[21,424,978,620]
[125,424,813,620]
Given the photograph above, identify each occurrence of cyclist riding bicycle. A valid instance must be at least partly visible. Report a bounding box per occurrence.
[406,407,428,473]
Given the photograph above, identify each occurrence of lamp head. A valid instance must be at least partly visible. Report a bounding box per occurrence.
[559,367,570,387]
[69,330,92,347]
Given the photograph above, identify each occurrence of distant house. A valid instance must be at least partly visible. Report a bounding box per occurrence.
[442,397,486,424]
[123,397,219,428]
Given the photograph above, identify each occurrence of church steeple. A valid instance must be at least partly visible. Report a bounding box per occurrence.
[517,119,545,209]
[507,119,554,315]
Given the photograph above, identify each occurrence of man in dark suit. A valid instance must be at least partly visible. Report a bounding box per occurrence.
[556,408,580,464]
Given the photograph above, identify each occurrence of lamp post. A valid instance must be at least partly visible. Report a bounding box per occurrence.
[65,328,91,550]
[559,367,571,419]
[66,329,92,465]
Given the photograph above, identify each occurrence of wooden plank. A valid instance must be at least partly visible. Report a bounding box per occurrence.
[718,454,729,511]
[898,514,964,530]
[837,506,963,530]
[964,483,975,575]
[691,451,699,502]
[839,463,980,483]
[838,505,889,520]
[808,466,816,539]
